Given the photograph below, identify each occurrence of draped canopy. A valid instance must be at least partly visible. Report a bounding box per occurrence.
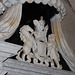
[0,0,75,72]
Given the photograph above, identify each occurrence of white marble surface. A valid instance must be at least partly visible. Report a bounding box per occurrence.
[2,0,66,20]
[3,59,75,75]
[0,2,5,15]
[0,41,22,62]
[0,42,22,54]
[0,62,7,75]
[0,42,22,75]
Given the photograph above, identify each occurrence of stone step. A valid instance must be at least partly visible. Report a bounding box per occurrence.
[3,59,75,75]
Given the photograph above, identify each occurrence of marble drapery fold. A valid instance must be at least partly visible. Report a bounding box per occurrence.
[0,3,22,41]
[51,14,75,72]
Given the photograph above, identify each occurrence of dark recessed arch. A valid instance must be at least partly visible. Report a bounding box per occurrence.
[6,2,58,45]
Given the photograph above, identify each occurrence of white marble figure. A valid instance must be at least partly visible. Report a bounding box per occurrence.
[47,34,62,69]
[33,17,48,56]
[33,17,48,65]
[16,25,36,62]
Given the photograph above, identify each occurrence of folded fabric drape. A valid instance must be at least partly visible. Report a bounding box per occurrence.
[0,3,22,41]
[51,14,75,72]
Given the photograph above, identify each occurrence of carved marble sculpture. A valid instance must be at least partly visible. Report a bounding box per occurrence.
[0,0,75,73]
[16,25,36,62]
[16,17,62,69]
[33,17,48,56]
[33,17,48,65]
[47,34,62,69]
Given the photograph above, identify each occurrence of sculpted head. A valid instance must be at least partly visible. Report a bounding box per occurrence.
[39,16,45,26]
[19,25,34,43]
[20,25,34,33]
[33,20,39,26]
[33,17,45,31]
